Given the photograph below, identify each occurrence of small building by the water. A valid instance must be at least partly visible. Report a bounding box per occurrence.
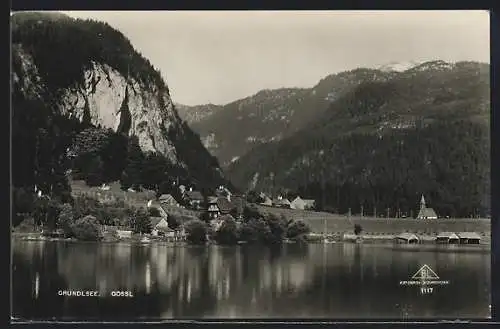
[436,232,459,244]
[150,217,170,237]
[457,232,481,244]
[394,232,420,244]
[116,229,133,239]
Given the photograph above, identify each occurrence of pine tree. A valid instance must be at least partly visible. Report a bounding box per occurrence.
[120,136,144,190]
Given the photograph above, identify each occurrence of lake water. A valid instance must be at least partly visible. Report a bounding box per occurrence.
[11,240,491,321]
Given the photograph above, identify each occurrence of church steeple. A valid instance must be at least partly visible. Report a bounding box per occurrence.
[420,194,426,210]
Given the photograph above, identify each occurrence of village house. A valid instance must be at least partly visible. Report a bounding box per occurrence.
[290,196,316,210]
[150,217,171,237]
[207,196,221,219]
[101,225,132,238]
[158,194,180,207]
[216,197,233,215]
[416,195,438,219]
[116,229,133,239]
[260,195,273,206]
[273,196,291,209]
[215,185,232,201]
[183,189,204,210]
[207,196,235,219]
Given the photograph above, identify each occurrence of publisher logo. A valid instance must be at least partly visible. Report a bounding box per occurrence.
[400,264,449,294]
[411,264,440,280]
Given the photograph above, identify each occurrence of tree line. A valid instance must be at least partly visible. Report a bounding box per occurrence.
[234,120,490,219]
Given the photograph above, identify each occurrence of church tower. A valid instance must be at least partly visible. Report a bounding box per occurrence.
[416,194,438,219]
[420,194,426,210]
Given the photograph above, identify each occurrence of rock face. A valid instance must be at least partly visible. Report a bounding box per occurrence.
[11,11,227,188]
[13,45,181,164]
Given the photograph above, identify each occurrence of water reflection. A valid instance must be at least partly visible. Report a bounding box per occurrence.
[12,240,490,320]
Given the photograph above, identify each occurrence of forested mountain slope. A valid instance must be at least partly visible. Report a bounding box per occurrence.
[186,69,396,167]
[227,61,490,218]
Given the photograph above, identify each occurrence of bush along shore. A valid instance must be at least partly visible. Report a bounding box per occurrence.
[183,209,311,246]
[12,195,313,246]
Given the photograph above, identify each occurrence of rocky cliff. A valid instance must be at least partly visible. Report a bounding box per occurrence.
[11,11,226,190]
[13,45,182,163]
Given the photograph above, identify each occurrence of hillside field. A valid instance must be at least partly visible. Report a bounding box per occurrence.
[70,180,155,208]
[256,205,491,238]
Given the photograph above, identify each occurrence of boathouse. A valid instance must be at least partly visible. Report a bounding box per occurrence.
[457,232,481,244]
[436,232,459,244]
[394,232,420,244]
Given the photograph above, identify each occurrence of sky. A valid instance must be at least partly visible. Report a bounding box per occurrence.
[62,10,490,106]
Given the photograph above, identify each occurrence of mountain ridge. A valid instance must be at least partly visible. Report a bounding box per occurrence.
[179,60,488,169]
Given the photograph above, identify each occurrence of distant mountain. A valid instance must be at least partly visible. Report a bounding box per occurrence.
[186,68,397,167]
[226,61,490,218]
[175,103,224,124]
[377,60,422,72]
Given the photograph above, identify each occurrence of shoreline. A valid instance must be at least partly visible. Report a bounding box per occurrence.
[12,232,491,251]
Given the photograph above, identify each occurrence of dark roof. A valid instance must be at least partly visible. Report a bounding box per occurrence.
[159,194,179,205]
[150,217,164,227]
[150,217,173,231]
[219,214,236,222]
[231,195,246,208]
[185,190,204,201]
[396,233,419,240]
[261,196,273,204]
[217,197,233,213]
[207,196,218,204]
[273,198,291,206]
[215,190,228,197]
